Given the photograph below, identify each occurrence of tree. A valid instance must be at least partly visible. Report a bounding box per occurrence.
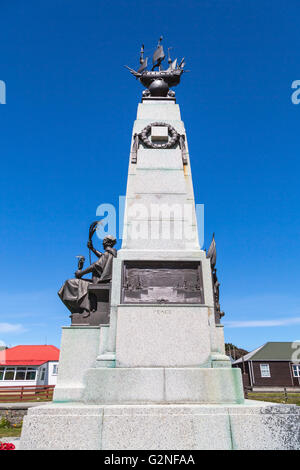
[225,343,248,361]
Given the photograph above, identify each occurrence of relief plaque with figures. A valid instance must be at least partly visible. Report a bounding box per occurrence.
[121,260,204,304]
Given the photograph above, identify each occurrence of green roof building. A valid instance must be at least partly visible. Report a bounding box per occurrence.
[233,342,300,390]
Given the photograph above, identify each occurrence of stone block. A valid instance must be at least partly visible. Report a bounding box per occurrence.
[115,306,211,367]
[101,405,231,450]
[164,368,244,404]
[137,148,183,169]
[20,404,103,450]
[136,101,182,121]
[53,326,100,402]
[77,367,244,405]
[151,126,168,141]
[82,368,165,403]
[228,403,300,450]
[129,169,187,195]
[20,402,300,450]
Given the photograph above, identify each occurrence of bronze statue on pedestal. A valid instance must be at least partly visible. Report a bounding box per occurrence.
[58,225,117,324]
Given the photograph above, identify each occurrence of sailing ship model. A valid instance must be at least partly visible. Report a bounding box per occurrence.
[126,37,186,97]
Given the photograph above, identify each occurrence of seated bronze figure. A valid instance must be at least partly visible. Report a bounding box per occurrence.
[58,234,117,318]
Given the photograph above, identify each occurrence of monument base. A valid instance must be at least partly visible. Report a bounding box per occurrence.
[20,401,300,450]
[80,367,244,405]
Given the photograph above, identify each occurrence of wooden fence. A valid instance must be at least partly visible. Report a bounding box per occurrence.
[244,386,300,404]
[0,385,55,403]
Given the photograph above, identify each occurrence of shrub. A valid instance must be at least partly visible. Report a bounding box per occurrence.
[0,417,11,429]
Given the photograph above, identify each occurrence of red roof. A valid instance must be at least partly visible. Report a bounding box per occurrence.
[0,345,60,366]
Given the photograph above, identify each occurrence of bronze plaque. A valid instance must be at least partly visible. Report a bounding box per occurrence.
[121,261,204,304]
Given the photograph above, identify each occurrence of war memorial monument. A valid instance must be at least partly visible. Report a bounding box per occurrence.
[20,39,300,450]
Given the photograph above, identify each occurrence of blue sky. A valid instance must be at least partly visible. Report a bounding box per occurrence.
[0,0,300,352]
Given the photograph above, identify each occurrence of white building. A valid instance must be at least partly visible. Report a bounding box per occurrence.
[0,345,60,387]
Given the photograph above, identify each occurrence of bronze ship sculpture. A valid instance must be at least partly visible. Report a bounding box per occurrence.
[125,36,186,97]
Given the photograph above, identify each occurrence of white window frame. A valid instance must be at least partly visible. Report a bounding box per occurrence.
[292,364,300,378]
[15,367,27,381]
[3,367,16,381]
[260,363,271,378]
[0,366,37,381]
[52,364,58,375]
[40,368,46,381]
[25,368,37,381]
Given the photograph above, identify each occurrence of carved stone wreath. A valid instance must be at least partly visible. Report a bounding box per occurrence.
[139,122,179,149]
[131,121,188,165]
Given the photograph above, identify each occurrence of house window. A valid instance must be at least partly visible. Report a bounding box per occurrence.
[0,367,37,381]
[292,364,300,377]
[260,364,271,377]
[25,368,37,381]
[15,368,26,380]
[4,368,15,380]
[53,364,58,375]
[40,368,46,381]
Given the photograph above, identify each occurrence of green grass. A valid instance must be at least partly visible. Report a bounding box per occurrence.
[0,397,52,403]
[248,392,300,406]
[0,427,22,438]
[0,417,22,438]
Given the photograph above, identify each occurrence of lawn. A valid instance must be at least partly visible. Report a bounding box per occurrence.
[248,392,300,406]
[0,418,22,438]
[0,426,22,438]
[0,396,52,403]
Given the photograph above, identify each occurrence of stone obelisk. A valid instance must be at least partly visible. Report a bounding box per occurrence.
[20,39,300,450]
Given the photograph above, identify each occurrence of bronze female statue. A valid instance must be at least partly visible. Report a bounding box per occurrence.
[58,234,117,316]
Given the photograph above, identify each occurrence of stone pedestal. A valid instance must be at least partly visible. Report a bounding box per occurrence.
[70,284,111,326]
[81,367,244,404]
[20,98,300,450]
[20,401,300,450]
[53,326,100,402]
